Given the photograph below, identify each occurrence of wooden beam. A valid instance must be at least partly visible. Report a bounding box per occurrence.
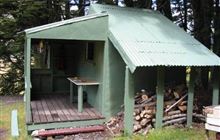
[26,38,31,122]
[186,67,195,127]
[32,125,105,137]
[155,67,165,129]
[27,119,105,131]
[70,82,73,103]
[124,66,134,135]
[212,67,219,105]
[78,85,83,112]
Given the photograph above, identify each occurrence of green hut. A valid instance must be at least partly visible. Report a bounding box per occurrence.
[24,4,220,133]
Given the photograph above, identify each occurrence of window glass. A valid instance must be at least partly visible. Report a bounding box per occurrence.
[31,40,50,69]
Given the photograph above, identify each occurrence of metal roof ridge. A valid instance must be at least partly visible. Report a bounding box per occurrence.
[91,3,158,14]
[25,13,108,35]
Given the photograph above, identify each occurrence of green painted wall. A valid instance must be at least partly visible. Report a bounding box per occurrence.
[105,40,126,117]
[27,16,108,41]
[31,40,104,112]
[76,41,104,112]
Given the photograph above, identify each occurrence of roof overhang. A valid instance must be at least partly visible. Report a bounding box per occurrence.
[25,13,108,41]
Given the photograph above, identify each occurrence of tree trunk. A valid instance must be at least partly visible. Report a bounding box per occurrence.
[213,0,220,56]
[191,0,213,88]
[157,0,172,20]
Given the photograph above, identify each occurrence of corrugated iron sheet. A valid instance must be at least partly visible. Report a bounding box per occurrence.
[25,13,108,35]
[91,4,220,72]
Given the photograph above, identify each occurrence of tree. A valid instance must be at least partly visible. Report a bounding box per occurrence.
[0,0,70,95]
[157,0,172,20]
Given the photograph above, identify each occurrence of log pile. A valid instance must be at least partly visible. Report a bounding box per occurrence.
[106,84,206,135]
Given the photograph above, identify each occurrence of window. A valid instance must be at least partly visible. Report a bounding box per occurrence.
[31,40,50,69]
[86,42,95,61]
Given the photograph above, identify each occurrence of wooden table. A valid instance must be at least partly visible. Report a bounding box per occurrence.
[67,77,99,113]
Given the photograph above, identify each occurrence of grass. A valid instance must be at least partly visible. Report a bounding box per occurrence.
[0,96,216,140]
[114,127,215,140]
[0,98,31,140]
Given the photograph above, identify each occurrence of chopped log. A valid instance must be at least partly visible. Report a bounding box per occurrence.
[133,124,142,132]
[140,110,146,118]
[165,94,187,113]
[178,105,187,112]
[173,91,180,99]
[141,95,156,105]
[135,115,141,121]
[193,113,205,122]
[144,109,155,115]
[135,101,156,109]
[164,100,176,106]
[144,114,153,119]
[167,110,181,116]
[140,118,150,127]
[133,109,141,116]
[180,101,187,106]
[163,114,186,122]
[163,117,186,127]
[142,95,149,101]
[143,124,152,135]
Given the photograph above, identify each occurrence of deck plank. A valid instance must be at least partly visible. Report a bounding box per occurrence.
[55,96,73,121]
[45,97,60,122]
[41,99,53,122]
[49,95,67,121]
[36,101,47,123]
[31,101,41,123]
[30,94,104,124]
[59,96,80,120]
[90,108,104,118]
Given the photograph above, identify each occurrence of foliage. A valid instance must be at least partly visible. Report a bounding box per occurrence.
[0,0,220,95]
[0,0,72,95]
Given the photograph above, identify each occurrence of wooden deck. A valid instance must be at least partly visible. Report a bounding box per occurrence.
[29,95,104,124]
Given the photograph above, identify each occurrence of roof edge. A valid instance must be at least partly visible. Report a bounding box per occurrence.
[25,13,108,35]
[108,31,137,73]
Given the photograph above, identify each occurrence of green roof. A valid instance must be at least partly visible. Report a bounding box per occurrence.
[90,4,220,72]
[25,13,108,40]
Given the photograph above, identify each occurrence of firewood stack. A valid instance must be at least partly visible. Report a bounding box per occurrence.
[106,84,205,135]
[133,84,189,134]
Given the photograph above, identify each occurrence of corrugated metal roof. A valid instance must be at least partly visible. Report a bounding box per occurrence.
[25,13,108,35]
[90,4,220,72]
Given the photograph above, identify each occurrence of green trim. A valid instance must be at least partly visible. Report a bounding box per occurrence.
[70,83,73,103]
[26,38,31,122]
[27,119,105,131]
[124,66,134,135]
[186,67,195,127]
[155,67,165,129]
[212,67,219,105]
[108,32,136,73]
[26,15,108,41]
[78,85,83,112]
[102,40,110,118]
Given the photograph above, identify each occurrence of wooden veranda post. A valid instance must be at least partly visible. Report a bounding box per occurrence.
[155,67,165,129]
[186,67,195,127]
[124,66,134,135]
[212,67,219,105]
[26,38,31,122]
